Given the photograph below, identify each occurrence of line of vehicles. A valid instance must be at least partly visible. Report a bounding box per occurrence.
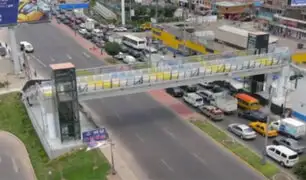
[165,80,306,168]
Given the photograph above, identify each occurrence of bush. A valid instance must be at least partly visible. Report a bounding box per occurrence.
[294,157,306,179]
[104,42,121,57]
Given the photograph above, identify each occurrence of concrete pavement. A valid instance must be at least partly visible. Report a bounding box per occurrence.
[0,131,36,180]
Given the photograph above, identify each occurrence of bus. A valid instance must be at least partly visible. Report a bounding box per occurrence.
[122,34,147,50]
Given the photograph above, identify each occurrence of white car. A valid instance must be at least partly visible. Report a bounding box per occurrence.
[78,28,88,35]
[114,27,127,32]
[123,55,136,64]
[228,123,257,140]
[20,41,34,53]
[79,23,86,28]
[108,24,115,29]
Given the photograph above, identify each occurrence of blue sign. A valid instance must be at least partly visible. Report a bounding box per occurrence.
[59,3,89,10]
[82,128,109,143]
[0,0,19,26]
[290,0,306,6]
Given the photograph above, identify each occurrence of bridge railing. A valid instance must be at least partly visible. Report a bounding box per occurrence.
[74,53,287,95]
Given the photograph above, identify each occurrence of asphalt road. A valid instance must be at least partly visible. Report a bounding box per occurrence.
[0,132,36,180]
[16,23,265,180]
[15,23,105,77]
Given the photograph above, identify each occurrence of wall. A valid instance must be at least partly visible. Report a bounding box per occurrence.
[291,78,306,121]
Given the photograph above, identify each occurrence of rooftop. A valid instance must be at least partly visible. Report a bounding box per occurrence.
[50,62,75,70]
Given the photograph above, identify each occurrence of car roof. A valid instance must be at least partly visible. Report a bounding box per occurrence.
[269,145,298,156]
[235,93,258,102]
[237,124,250,130]
[187,93,202,98]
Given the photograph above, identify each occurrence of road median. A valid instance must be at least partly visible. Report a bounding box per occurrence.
[190,118,280,179]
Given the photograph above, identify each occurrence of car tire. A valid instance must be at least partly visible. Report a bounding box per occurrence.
[280,162,285,167]
[240,135,244,139]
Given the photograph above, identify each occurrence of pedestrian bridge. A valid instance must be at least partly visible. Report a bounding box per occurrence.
[30,51,288,101]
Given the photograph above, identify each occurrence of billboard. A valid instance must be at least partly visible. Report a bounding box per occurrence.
[288,0,306,6]
[18,0,51,23]
[0,0,19,26]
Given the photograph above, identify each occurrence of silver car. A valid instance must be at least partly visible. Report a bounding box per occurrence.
[228,123,257,140]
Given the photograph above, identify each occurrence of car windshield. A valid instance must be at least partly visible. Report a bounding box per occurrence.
[288,140,299,147]
[243,128,253,133]
[289,154,298,160]
[196,98,202,102]
[25,44,32,48]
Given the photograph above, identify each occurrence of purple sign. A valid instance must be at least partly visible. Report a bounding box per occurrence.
[289,0,306,6]
[82,128,109,143]
[0,0,19,26]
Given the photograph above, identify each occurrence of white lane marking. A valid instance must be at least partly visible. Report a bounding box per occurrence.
[11,158,19,173]
[135,133,145,143]
[0,156,2,163]
[192,153,207,165]
[163,128,176,139]
[31,55,47,67]
[113,111,122,122]
[50,57,55,62]
[160,159,174,172]
[83,52,91,58]
[66,54,72,60]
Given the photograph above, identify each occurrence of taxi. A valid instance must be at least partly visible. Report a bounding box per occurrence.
[249,122,278,137]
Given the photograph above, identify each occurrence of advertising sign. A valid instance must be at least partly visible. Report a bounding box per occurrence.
[288,0,306,6]
[82,128,109,143]
[0,0,19,26]
[58,2,89,10]
[18,0,51,23]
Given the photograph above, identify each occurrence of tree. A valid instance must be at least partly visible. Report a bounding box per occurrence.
[294,158,306,179]
[104,42,120,57]
[89,0,96,15]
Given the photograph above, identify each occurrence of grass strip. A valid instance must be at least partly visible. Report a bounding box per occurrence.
[0,92,110,180]
[76,70,95,76]
[192,119,279,179]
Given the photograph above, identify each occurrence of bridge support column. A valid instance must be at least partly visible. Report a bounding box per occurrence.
[47,113,57,139]
[264,73,274,93]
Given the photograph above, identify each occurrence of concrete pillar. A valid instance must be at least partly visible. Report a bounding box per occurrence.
[264,73,274,92]
[121,0,126,26]
[8,27,21,74]
[275,66,290,98]
[47,113,57,139]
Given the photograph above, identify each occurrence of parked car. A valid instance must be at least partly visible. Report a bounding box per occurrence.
[20,41,34,53]
[95,41,105,48]
[114,27,127,32]
[266,145,299,167]
[199,105,224,121]
[228,123,257,140]
[123,55,136,64]
[114,52,125,60]
[183,93,203,107]
[166,87,184,97]
[273,137,305,154]
[249,122,278,137]
[91,37,100,44]
[0,47,7,57]
[238,110,267,122]
[78,28,87,35]
[63,19,70,25]
[180,85,197,92]
[79,23,86,29]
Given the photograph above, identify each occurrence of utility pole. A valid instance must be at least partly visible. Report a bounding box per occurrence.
[110,139,116,175]
[261,85,273,165]
[8,27,21,74]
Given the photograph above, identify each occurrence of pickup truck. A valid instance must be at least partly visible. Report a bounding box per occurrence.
[212,94,237,114]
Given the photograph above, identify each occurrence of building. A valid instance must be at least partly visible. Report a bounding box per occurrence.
[215,1,253,19]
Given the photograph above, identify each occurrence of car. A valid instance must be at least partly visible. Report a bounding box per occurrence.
[78,28,87,35]
[0,47,7,57]
[83,32,93,39]
[63,19,70,25]
[273,137,305,154]
[180,85,197,92]
[165,87,184,97]
[228,123,257,140]
[95,41,105,48]
[266,145,299,167]
[108,24,115,29]
[114,27,127,32]
[238,110,267,122]
[249,122,278,137]
[91,37,100,44]
[199,105,224,121]
[20,41,34,53]
[79,23,86,29]
[114,52,125,60]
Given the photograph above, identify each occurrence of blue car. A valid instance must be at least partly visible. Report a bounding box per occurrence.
[238,110,267,122]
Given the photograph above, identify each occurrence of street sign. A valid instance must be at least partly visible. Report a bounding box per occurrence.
[58,3,89,10]
[0,0,19,26]
[82,128,109,143]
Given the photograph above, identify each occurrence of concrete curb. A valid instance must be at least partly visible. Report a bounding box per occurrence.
[0,131,37,180]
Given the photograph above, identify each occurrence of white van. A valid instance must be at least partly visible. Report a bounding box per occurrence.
[266,145,299,167]
[183,93,203,107]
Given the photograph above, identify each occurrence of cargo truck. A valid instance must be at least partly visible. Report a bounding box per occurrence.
[270,118,306,139]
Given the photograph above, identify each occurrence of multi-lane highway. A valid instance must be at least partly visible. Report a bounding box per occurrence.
[16,22,266,180]
[15,23,105,77]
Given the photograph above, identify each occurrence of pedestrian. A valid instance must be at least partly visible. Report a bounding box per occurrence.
[34,71,37,77]
[100,48,103,55]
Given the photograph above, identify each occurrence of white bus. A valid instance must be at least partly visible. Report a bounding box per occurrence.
[122,34,147,50]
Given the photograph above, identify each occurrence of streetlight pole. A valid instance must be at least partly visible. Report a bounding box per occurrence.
[262,85,273,165]
[109,139,116,175]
